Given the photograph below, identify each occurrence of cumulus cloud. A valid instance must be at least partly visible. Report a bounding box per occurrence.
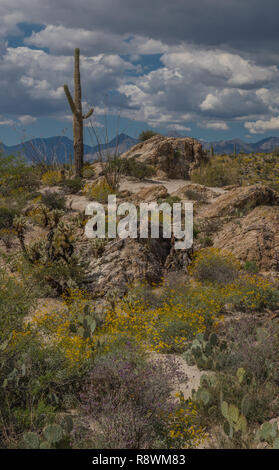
[0,118,14,126]
[245,116,279,134]
[0,0,279,135]
[199,121,229,131]
[18,114,37,125]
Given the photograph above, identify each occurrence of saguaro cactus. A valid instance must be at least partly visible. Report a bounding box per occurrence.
[64,48,93,176]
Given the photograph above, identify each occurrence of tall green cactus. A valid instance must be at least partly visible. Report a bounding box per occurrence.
[64,48,94,177]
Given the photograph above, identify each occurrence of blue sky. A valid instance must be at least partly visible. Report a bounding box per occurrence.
[1,1,279,146]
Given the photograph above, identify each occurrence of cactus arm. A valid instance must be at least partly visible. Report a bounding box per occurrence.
[83,108,94,120]
[63,84,78,117]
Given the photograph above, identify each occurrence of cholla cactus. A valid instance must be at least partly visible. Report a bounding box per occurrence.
[52,220,76,261]
[64,48,94,177]
[13,216,29,259]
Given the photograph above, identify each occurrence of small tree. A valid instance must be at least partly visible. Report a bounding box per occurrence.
[64,48,94,177]
[138,130,158,142]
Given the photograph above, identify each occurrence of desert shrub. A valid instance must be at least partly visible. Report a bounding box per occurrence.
[121,158,156,180]
[212,318,279,384]
[0,271,36,342]
[0,207,18,229]
[187,319,279,448]
[40,190,66,210]
[15,217,87,296]
[0,228,16,249]
[25,290,96,368]
[0,154,40,197]
[60,177,84,194]
[191,248,239,285]
[0,334,83,446]
[104,157,156,180]
[184,189,208,203]
[222,274,279,311]
[191,158,241,187]
[83,179,113,203]
[104,281,221,353]
[41,170,63,186]
[198,235,213,248]
[243,260,259,274]
[157,195,181,206]
[20,251,86,297]
[193,223,200,239]
[82,165,95,179]
[138,130,158,142]
[78,344,205,449]
[201,218,222,235]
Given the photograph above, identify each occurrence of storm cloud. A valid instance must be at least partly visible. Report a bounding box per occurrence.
[0,0,279,136]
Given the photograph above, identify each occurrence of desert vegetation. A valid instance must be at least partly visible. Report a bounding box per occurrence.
[0,132,279,450]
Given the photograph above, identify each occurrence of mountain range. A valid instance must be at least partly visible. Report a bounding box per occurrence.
[1,133,279,163]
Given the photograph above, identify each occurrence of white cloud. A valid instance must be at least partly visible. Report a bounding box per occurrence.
[199,121,229,130]
[25,24,168,56]
[161,48,278,88]
[0,118,14,126]
[245,116,279,134]
[18,114,37,125]
[168,124,191,132]
[0,3,278,134]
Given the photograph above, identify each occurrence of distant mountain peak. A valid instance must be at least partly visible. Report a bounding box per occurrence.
[1,134,279,163]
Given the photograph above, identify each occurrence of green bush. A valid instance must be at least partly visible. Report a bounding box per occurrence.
[184,189,207,203]
[243,260,259,274]
[191,158,241,187]
[41,190,66,211]
[105,157,156,180]
[0,335,82,446]
[138,130,158,142]
[0,154,40,197]
[60,178,84,194]
[0,207,18,229]
[191,248,239,285]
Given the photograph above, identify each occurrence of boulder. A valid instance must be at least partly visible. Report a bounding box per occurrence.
[121,135,208,179]
[213,205,279,274]
[84,236,171,298]
[82,232,191,298]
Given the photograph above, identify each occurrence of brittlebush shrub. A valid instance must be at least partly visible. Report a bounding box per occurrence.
[83,179,113,203]
[41,170,63,186]
[103,282,221,354]
[221,274,279,311]
[191,248,240,285]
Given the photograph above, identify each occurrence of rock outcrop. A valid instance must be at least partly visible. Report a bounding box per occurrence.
[171,183,221,201]
[121,135,208,179]
[83,232,191,299]
[213,205,279,274]
[200,184,278,219]
[135,185,169,202]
